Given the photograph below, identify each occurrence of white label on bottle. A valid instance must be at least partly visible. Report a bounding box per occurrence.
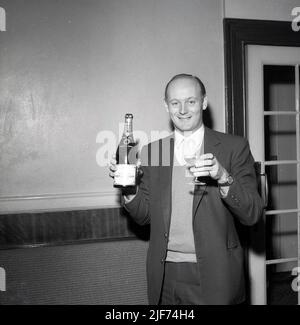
[114,164,136,186]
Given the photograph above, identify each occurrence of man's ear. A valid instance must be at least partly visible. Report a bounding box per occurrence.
[202,96,208,111]
[164,100,169,112]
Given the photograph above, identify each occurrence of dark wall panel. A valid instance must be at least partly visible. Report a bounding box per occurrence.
[0,239,148,305]
[0,208,150,248]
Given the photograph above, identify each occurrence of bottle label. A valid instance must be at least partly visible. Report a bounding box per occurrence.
[114,164,137,186]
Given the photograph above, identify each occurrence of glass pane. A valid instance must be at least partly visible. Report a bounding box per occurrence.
[267,261,298,305]
[266,212,298,260]
[266,165,297,211]
[264,115,297,161]
[264,65,295,111]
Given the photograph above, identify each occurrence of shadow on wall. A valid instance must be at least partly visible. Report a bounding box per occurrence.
[203,105,214,129]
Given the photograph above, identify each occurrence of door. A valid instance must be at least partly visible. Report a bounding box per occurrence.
[247,45,300,305]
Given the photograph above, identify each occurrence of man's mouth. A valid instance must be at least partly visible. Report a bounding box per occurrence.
[177,116,192,120]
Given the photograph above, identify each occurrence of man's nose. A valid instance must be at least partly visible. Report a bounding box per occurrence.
[180,101,187,114]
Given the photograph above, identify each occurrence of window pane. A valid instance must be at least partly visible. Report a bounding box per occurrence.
[266,165,297,211]
[266,212,298,260]
[264,65,295,111]
[264,115,297,161]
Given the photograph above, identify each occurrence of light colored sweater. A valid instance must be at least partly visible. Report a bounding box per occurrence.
[165,162,197,263]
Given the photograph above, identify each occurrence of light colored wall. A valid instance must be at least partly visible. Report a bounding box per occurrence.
[0,0,224,212]
[225,0,299,21]
[0,0,296,213]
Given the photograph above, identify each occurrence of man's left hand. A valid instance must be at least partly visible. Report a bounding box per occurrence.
[189,153,229,183]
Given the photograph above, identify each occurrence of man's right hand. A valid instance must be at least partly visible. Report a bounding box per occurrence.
[108,154,138,202]
[108,154,118,179]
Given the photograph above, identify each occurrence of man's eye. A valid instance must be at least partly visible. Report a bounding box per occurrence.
[171,102,179,106]
[188,100,196,105]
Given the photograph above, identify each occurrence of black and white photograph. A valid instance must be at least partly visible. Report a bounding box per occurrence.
[0,0,300,309]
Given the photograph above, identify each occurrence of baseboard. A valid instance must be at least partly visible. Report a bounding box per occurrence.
[0,190,120,215]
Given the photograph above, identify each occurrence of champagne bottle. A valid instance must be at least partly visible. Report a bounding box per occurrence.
[114,113,137,187]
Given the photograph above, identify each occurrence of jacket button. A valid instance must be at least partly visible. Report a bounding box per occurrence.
[164,232,168,238]
[161,258,165,264]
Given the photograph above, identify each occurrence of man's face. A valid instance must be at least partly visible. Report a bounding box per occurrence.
[165,77,207,134]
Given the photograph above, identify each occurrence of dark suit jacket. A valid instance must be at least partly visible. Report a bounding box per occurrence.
[124,127,264,305]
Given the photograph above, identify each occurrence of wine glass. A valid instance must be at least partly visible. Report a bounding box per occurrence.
[183,153,206,185]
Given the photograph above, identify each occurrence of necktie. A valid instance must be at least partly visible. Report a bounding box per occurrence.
[183,137,196,158]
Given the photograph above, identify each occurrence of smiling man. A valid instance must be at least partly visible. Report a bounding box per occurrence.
[109,73,263,305]
[165,74,207,134]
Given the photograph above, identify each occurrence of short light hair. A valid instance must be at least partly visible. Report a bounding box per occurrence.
[164,73,206,101]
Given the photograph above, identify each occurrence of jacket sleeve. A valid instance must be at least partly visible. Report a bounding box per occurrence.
[221,139,264,226]
[123,146,150,226]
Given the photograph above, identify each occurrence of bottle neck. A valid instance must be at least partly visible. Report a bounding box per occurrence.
[124,117,133,136]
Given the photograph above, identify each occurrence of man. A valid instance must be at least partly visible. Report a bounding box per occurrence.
[109,74,263,305]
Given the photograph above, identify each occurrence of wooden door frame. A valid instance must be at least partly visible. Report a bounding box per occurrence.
[224,18,300,304]
[224,18,300,137]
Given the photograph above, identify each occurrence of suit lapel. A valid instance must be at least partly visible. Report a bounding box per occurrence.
[192,127,221,217]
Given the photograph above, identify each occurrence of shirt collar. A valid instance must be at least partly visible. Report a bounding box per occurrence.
[174,125,204,149]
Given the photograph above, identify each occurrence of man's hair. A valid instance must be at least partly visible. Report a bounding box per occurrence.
[164,73,206,101]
